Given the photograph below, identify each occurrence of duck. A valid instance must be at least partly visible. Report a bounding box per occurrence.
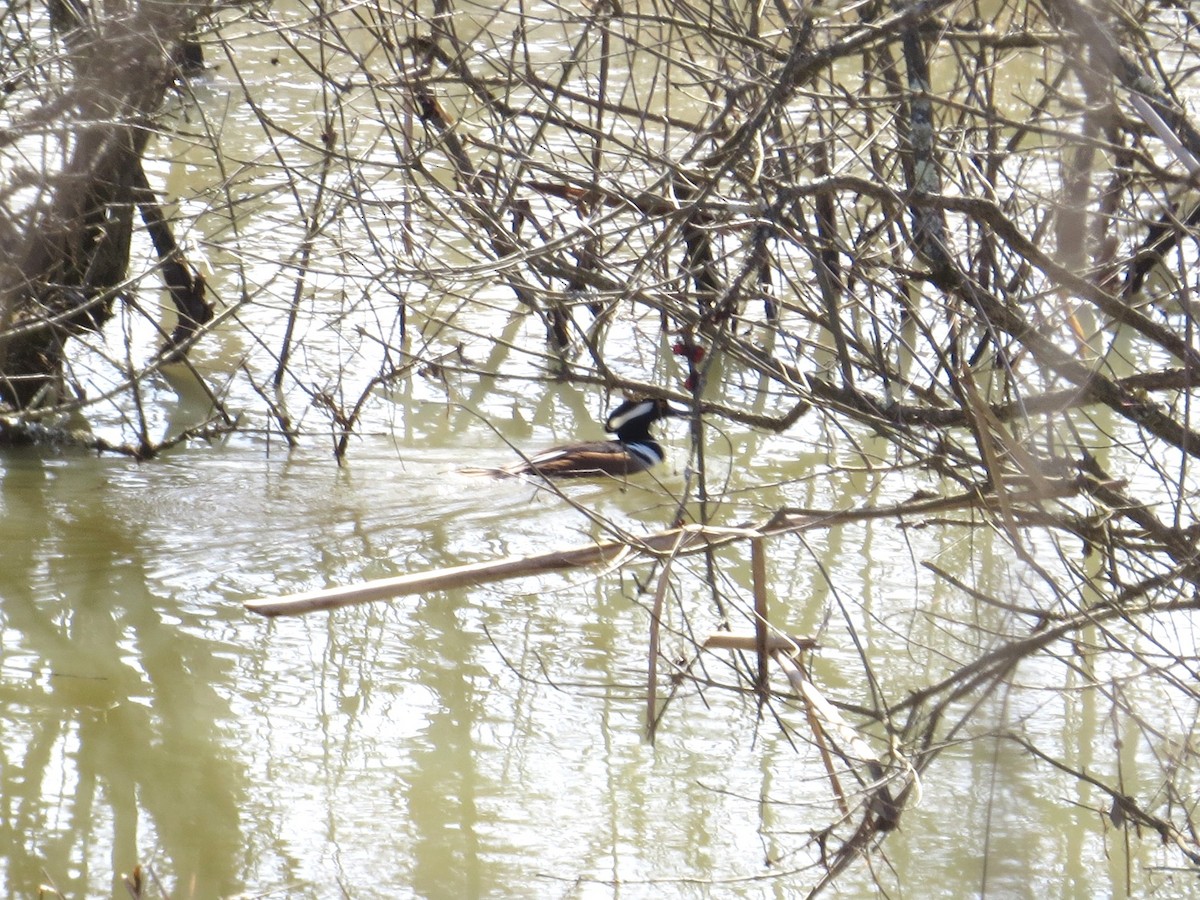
[475,397,685,479]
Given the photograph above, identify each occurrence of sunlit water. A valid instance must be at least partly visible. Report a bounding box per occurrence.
[5,404,1194,898]
[4,4,1200,899]
[1,429,836,898]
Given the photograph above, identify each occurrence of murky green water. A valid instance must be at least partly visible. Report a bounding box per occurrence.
[1,426,824,897]
[5,406,1191,898]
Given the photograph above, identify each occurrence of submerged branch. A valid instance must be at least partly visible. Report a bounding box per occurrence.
[246,486,1088,617]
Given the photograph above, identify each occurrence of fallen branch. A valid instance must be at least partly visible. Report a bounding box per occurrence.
[700,631,901,831]
[244,486,1083,618]
[245,524,743,617]
[0,416,146,458]
[771,647,902,832]
[701,633,817,653]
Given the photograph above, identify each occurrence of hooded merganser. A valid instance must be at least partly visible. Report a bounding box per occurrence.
[475,397,685,479]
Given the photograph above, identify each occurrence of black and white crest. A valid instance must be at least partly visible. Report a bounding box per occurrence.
[605,398,661,434]
[467,396,684,480]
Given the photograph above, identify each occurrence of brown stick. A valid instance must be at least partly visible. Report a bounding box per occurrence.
[772,649,900,830]
[130,160,212,353]
[702,633,816,653]
[751,537,770,696]
[245,488,1080,618]
[645,536,687,743]
[245,525,736,617]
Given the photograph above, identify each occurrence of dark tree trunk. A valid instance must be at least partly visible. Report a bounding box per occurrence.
[0,1,209,408]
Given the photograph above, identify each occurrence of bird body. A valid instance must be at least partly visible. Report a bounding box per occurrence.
[474,398,682,479]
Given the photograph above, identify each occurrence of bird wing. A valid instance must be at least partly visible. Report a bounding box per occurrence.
[504,441,637,478]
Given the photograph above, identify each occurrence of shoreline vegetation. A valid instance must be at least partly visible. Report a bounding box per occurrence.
[6,0,1200,894]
